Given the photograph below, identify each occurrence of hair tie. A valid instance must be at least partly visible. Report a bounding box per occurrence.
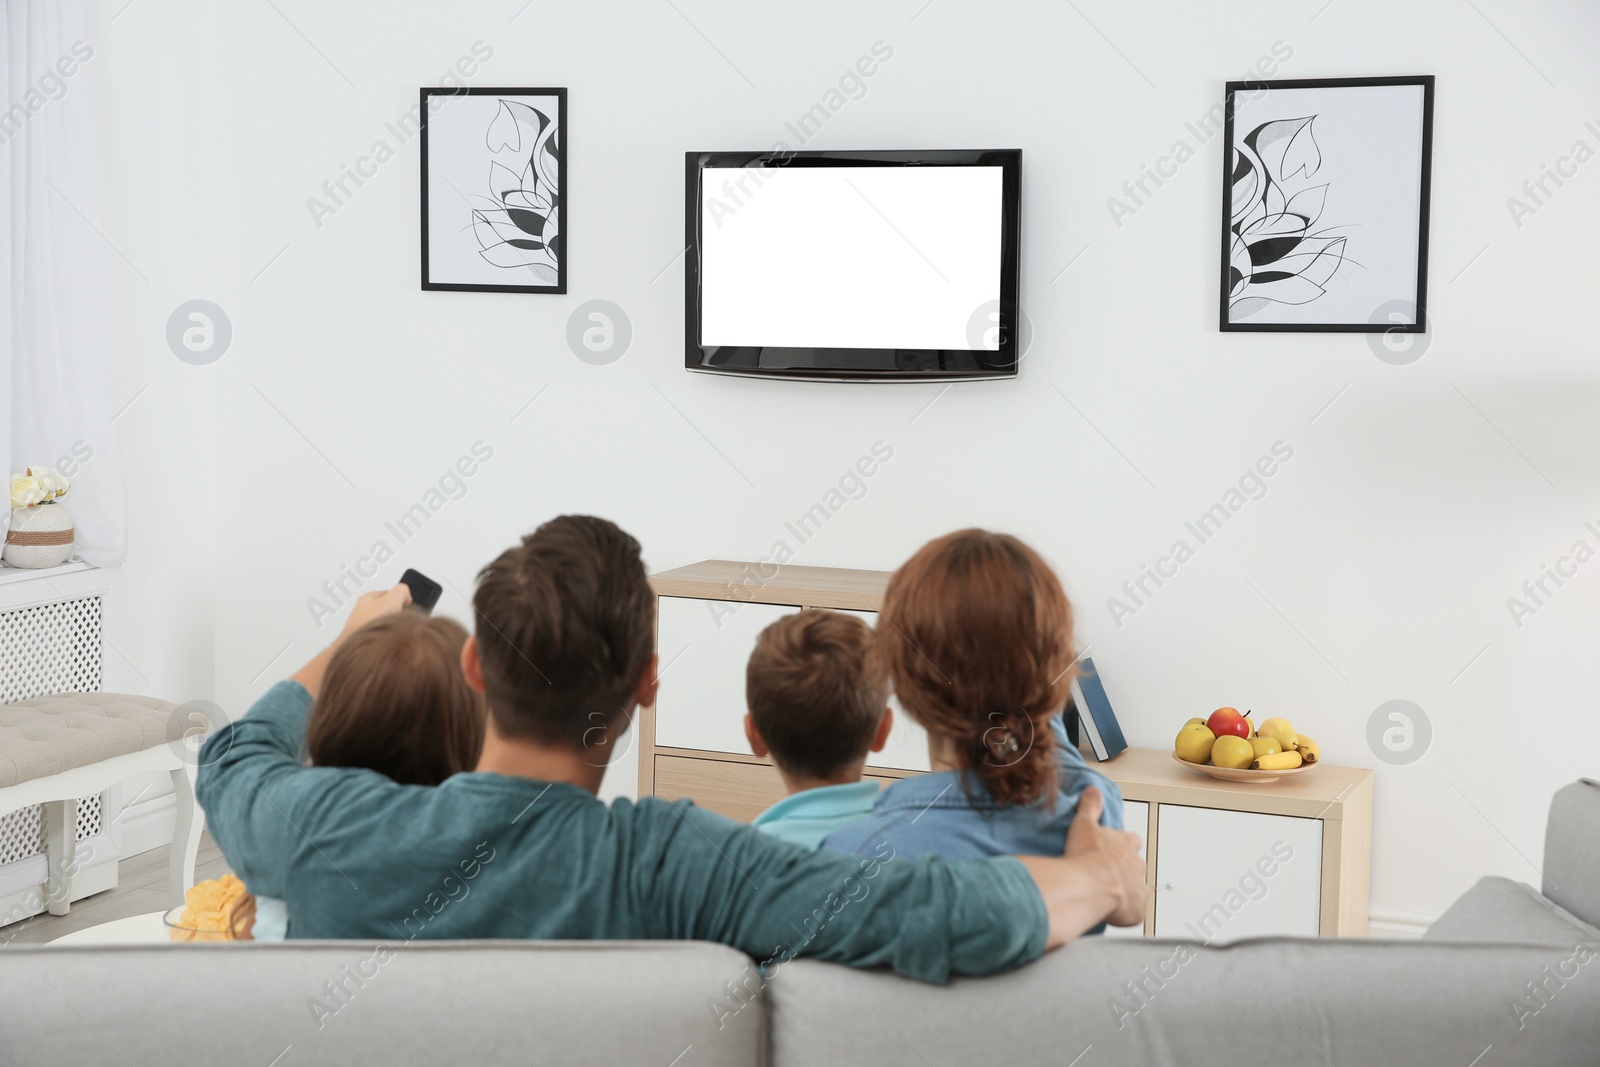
[987,729,1021,757]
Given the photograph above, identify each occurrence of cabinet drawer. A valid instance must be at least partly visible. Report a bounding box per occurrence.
[1153,805,1322,941]
[655,756,788,823]
[655,755,899,824]
[1103,800,1150,939]
[654,597,930,771]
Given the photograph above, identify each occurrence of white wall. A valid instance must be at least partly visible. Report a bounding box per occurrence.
[90,0,1600,925]
[84,0,218,838]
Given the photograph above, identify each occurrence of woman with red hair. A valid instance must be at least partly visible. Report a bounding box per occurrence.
[824,530,1125,895]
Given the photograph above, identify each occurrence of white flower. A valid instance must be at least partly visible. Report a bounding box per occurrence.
[35,468,70,500]
[10,473,44,508]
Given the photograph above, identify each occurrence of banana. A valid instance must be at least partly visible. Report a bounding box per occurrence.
[1293,735,1320,764]
[1252,750,1303,771]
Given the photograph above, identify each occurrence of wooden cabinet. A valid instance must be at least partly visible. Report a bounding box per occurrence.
[638,561,926,807]
[653,596,930,770]
[1110,748,1372,937]
[639,560,1374,939]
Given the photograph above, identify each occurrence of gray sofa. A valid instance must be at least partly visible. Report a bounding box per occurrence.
[5,781,1598,1066]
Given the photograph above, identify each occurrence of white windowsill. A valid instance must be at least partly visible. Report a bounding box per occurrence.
[0,559,95,587]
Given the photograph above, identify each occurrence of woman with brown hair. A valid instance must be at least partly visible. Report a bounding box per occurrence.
[251,609,486,939]
[823,529,1125,872]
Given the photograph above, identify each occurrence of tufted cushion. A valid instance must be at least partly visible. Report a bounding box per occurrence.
[0,693,182,788]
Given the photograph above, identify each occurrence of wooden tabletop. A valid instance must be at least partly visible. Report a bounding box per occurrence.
[650,560,893,609]
[1100,747,1373,821]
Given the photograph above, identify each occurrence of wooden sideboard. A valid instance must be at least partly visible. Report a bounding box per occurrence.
[637,560,914,807]
[637,560,1373,939]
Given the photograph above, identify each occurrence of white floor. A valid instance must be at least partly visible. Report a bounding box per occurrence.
[0,832,232,946]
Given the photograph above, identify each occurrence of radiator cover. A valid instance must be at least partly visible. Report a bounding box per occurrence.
[0,593,108,862]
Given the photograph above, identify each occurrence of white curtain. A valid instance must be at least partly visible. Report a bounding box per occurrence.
[2,0,126,566]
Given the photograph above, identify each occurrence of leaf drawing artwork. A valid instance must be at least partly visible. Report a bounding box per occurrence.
[1217,77,1432,333]
[421,88,567,293]
[1227,115,1348,321]
[472,99,562,285]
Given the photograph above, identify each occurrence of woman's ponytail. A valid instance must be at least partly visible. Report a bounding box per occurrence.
[877,529,1076,808]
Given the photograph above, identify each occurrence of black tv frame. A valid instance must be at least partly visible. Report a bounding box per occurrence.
[684,149,1022,382]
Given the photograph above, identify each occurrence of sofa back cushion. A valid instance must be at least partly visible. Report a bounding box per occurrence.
[2,940,762,1066]
[1545,778,1600,929]
[768,937,1600,1067]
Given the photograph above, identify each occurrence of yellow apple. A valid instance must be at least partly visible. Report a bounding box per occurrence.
[1250,736,1282,758]
[1211,735,1255,770]
[1174,723,1215,763]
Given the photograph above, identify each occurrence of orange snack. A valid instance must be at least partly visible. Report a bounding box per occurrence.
[169,874,256,942]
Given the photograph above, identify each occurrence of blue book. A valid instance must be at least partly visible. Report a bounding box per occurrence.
[1070,657,1127,762]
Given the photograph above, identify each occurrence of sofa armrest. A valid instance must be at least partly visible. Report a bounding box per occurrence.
[1426,876,1600,945]
[1544,778,1600,929]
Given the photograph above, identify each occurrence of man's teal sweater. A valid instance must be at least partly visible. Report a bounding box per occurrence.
[196,681,1049,982]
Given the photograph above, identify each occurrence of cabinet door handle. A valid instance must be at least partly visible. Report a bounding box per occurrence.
[1163,881,1175,890]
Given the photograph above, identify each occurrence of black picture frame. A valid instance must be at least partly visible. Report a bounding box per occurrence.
[684,149,1022,382]
[420,86,567,294]
[1219,75,1434,333]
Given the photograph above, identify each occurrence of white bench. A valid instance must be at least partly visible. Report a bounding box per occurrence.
[0,693,204,914]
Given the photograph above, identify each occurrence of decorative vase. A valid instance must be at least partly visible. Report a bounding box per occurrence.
[4,503,76,569]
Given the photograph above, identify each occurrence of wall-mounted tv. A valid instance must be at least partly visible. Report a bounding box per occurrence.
[685,149,1021,382]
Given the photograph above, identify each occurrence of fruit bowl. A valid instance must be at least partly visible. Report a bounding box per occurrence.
[1171,751,1316,784]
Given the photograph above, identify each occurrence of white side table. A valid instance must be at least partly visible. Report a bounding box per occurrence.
[49,910,170,945]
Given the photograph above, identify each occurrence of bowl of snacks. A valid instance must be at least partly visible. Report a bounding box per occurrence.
[164,874,257,942]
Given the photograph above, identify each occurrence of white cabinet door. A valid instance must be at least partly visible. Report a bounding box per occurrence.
[1103,800,1150,939]
[654,597,931,771]
[655,597,792,755]
[1153,805,1322,942]
[837,610,930,772]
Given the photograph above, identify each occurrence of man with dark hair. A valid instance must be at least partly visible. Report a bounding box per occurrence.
[467,514,655,751]
[198,516,1146,981]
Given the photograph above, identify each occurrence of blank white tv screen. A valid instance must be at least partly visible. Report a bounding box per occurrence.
[699,165,1004,351]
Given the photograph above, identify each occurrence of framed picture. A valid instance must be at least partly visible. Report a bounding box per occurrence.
[421,87,566,293]
[1220,76,1433,333]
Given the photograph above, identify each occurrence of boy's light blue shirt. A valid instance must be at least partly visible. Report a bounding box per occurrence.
[751,780,881,849]
[252,894,289,940]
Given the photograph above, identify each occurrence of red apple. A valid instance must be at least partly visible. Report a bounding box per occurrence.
[1206,707,1250,740]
